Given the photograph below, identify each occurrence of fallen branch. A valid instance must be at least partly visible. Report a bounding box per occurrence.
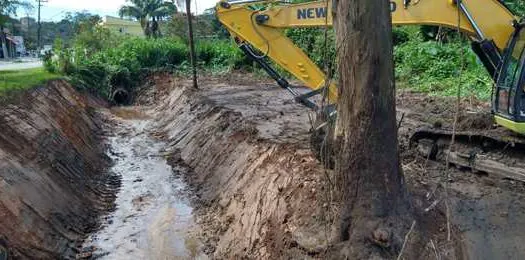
[397,112,406,131]
[397,220,416,260]
[430,239,440,260]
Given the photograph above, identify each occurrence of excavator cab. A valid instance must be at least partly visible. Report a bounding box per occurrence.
[493,23,525,134]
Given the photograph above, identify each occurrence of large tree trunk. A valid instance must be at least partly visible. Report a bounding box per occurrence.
[332,0,411,258]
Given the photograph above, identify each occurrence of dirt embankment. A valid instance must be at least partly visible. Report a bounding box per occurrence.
[0,81,117,259]
[144,75,332,258]
[144,74,525,259]
[142,75,445,258]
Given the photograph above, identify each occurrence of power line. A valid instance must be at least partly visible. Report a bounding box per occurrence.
[47,10,65,19]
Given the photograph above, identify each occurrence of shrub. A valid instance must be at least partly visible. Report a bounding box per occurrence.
[394,31,492,99]
[46,33,255,99]
[196,40,251,69]
[393,27,410,45]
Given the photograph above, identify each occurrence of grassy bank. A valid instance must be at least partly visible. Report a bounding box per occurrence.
[0,68,60,94]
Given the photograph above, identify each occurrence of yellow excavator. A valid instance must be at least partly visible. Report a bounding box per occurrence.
[216,0,525,180]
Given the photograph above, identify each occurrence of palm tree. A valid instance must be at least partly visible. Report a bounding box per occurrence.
[119,0,177,38]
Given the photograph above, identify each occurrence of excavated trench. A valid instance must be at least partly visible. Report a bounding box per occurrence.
[3,75,525,259]
[0,80,204,259]
[0,81,116,259]
[81,107,204,259]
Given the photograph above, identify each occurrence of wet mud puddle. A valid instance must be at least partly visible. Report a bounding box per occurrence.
[83,108,204,259]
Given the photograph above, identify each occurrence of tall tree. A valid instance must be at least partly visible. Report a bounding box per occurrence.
[332,0,411,258]
[119,0,177,38]
[63,11,101,34]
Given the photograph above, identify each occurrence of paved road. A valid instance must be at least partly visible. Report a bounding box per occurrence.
[0,60,43,71]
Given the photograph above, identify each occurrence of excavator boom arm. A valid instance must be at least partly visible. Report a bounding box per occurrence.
[216,0,517,104]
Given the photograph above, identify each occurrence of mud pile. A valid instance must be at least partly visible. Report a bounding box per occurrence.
[0,81,117,259]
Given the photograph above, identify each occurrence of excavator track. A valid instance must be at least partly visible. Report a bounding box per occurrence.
[310,113,525,183]
[410,127,525,182]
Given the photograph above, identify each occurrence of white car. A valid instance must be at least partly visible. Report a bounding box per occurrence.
[40,45,53,56]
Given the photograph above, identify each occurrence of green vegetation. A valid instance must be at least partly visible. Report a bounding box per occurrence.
[45,31,251,99]
[46,24,494,101]
[39,2,255,100]
[40,0,525,102]
[394,27,492,99]
[286,25,493,99]
[0,68,59,93]
[286,28,336,74]
[195,40,251,71]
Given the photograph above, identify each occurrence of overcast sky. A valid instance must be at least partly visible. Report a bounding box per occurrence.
[20,0,218,21]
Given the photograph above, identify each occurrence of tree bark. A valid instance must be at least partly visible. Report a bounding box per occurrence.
[333,0,411,258]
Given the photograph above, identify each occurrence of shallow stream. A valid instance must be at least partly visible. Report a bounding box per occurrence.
[83,109,203,259]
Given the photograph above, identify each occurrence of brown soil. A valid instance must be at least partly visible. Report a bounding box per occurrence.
[2,74,525,259]
[397,90,525,259]
[396,90,494,131]
[0,80,118,259]
[136,74,525,259]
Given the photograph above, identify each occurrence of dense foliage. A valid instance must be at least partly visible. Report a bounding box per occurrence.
[505,0,525,15]
[394,27,492,99]
[45,30,250,99]
[286,28,336,74]
[163,11,229,42]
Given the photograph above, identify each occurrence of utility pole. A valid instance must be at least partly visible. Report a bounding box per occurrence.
[185,0,198,89]
[37,0,47,51]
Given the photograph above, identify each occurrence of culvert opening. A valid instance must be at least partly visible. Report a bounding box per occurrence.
[112,88,130,105]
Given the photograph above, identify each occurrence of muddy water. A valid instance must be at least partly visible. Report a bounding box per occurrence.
[84,109,204,259]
